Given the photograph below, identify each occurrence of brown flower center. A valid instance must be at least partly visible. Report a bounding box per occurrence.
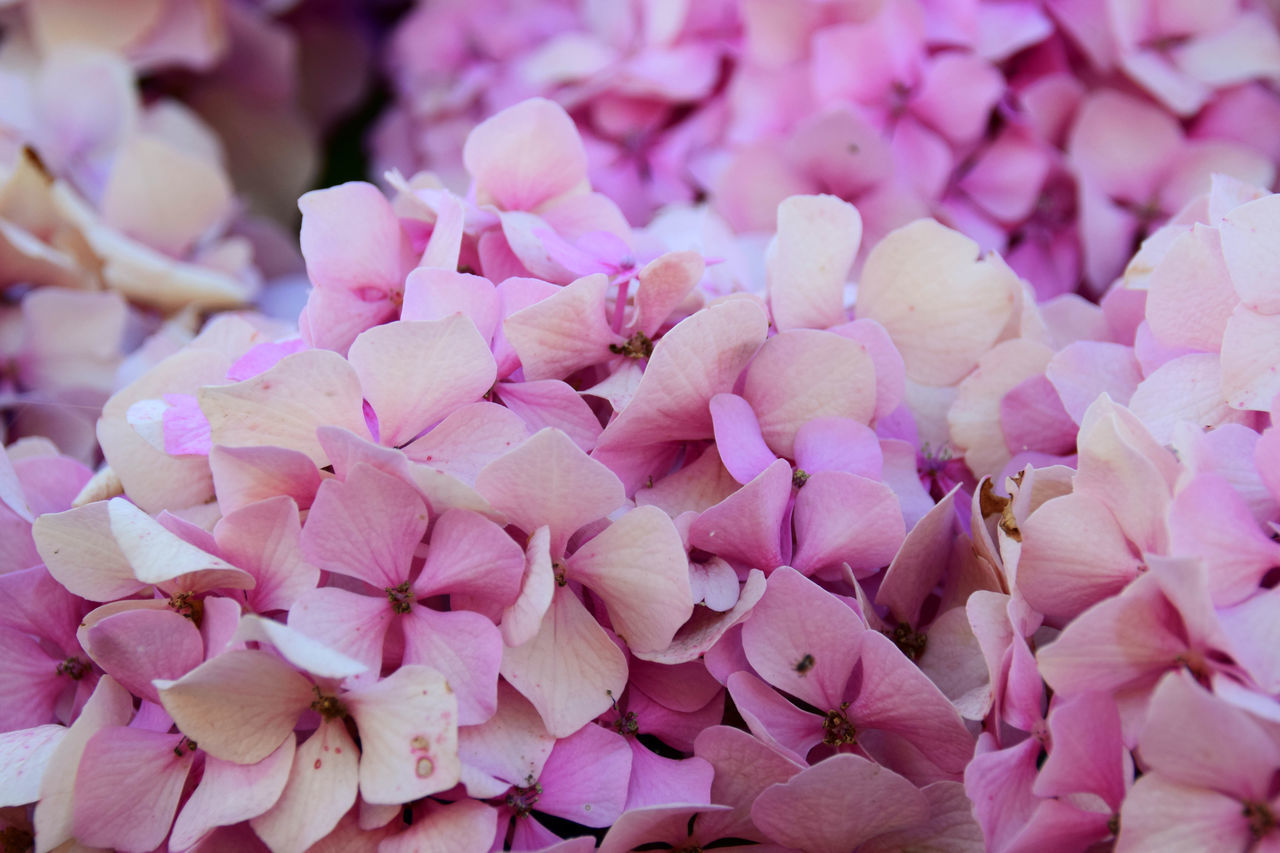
[823,702,857,746]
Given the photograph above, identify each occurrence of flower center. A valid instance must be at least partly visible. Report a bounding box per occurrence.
[822,702,857,746]
[173,736,198,757]
[1245,801,1277,839]
[505,781,543,817]
[56,656,89,680]
[385,581,413,614]
[612,710,640,737]
[310,687,348,720]
[890,623,928,661]
[168,591,203,625]
[791,469,810,489]
[609,331,655,359]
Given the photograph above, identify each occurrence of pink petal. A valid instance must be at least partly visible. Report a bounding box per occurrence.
[403,402,530,482]
[200,349,367,466]
[709,393,777,486]
[634,569,767,666]
[742,329,877,458]
[1000,374,1078,458]
[1145,224,1235,351]
[73,728,194,852]
[0,724,64,808]
[287,589,393,681]
[33,503,145,602]
[914,52,1003,144]
[83,608,203,705]
[298,181,409,299]
[1033,692,1127,809]
[877,487,961,626]
[1220,307,1280,411]
[500,526,555,648]
[947,338,1054,479]
[1219,193,1280,313]
[401,608,502,726]
[688,459,792,572]
[380,800,498,853]
[457,680,554,799]
[632,251,703,337]
[766,195,860,332]
[535,725,632,828]
[793,417,883,479]
[416,509,524,604]
[503,273,619,381]
[349,317,497,448]
[692,725,805,841]
[752,754,928,853]
[214,496,318,614]
[251,721,358,853]
[623,746,713,811]
[494,380,603,453]
[401,269,500,343]
[208,445,321,515]
[1168,473,1280,606]
[169,736,296,851]
[1129,353,1250,443]
[566,506,693,653]
[1045,342,1142,424]
[475,428,625,557]
[791,472,905,577]
[463,98,588,211]
[108,498,252,590]
[832,318,907,422]
[596,298,768,450]
[499,589,628,737]
[1067,90,1181,204]
[345,665,460,804]
[156,649,313,765]
[300,463,427,589]
[1118,775,1253,852]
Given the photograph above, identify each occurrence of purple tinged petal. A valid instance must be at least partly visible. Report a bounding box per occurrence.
[793,417,883,479]
[709,393,777,486]
[1044,341,1143,425]
[83,609,203,705]
[159,393,212,456]
[598,803,732,853]
[534,725,632,828]
[689,459,792,572]
[623,745,713,811]
[632,251,703,337]
[495,380,603,452]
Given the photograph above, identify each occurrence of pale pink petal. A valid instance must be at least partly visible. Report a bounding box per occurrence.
[230,615,367,681]
[766,195,860,332]
[503,274,620,381]
[200,349,367,466]
[156,649,312,765]
[1129,353,1250,443]
[457,681,554,799]
[634,570,767,666]
[251,721,358,853]
[1168,474,1280,606]
[214,496,318,614]
[1117,776,1253,852]
[1067,90,1180,204]
[791,472,904,577]
[1017,493,1142,625]
[1045,341,1143,424]
[598,803,730,853]
[401,269,500,343]
[1220,307,1280,411]
[169,736,296,851]
[463,98,589,211]
[709,393,777,486]
[832,318,907,423]
[208,445,321,515]
[73,728,194,852]
[0,725,64,807]
[692,725,805,841]
[403,402,529,482]
[752,754,928,853]
[566,506,693,653]
[632,251,704,337]
[948,339,1055,479]
[380,800,498,853]
[494,380,602,453]
[857,220,1019,386]
[596,298,769,449]
[743,329,877,458]
[349,317,497,448]
[499,589,628,737]
[287,589,393,680]
[1219,193,1280,314]
[401,608,502,726]
[300,463,427,588]
[913,52,1003,144]
[1145,224,1236,351]
[33,503,145,602]
[345,665,459,804]
[475,428,625,556]
[500,527,555,649]
[298,181,410,298]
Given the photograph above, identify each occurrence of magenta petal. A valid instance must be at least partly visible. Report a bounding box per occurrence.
[169,736,296,851]
[791,471,904,577]
[726,670,824,759]
[624,744,713,811]
[793,417,883,479]
[534,725,632,828]
[73,728,193,852]
[751,754,928,853]
[300,463,427,589]
[160,393,213,456]
[83,608,203,705]
[401,608,501,726]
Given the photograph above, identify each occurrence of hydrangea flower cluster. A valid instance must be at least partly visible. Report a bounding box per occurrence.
[3,88,1280,852]
[0,0,373,459]
[377,0,1280,298]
